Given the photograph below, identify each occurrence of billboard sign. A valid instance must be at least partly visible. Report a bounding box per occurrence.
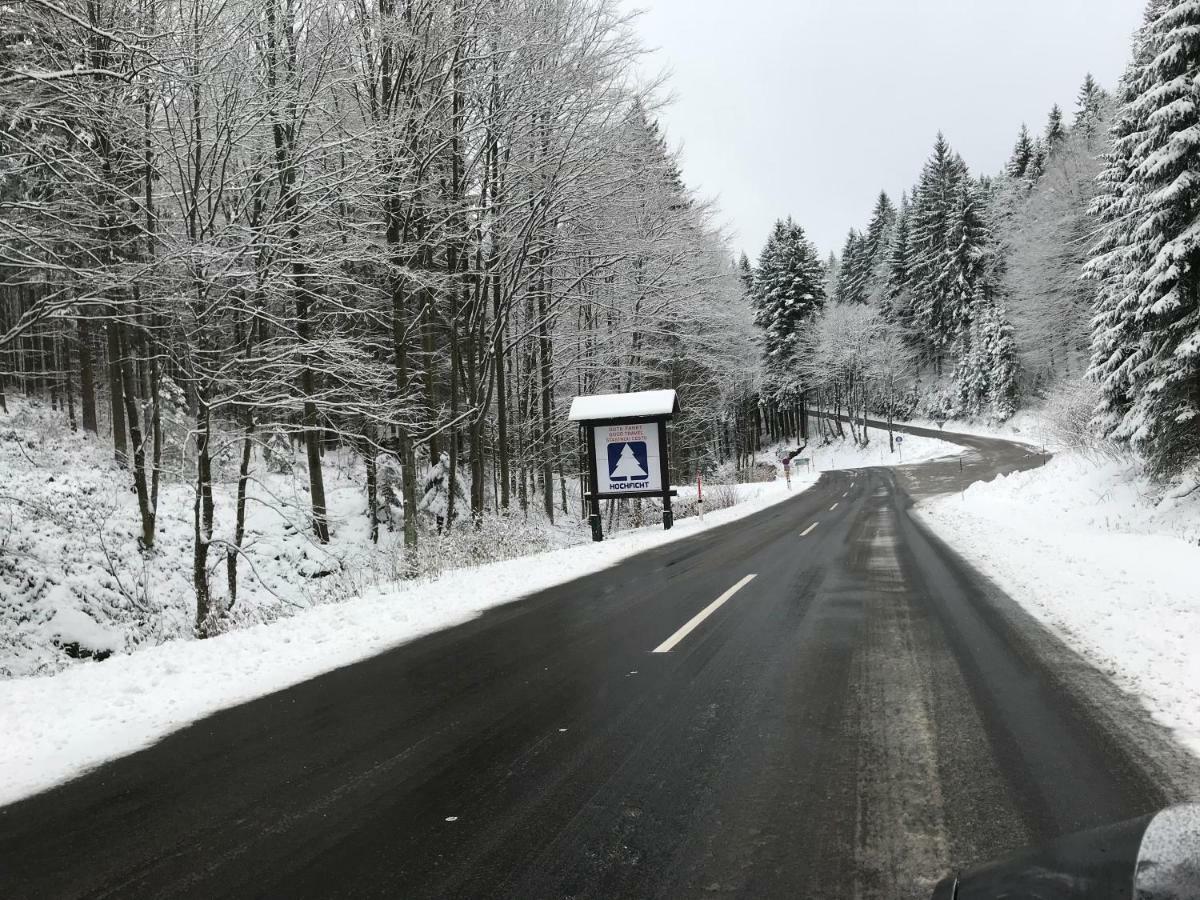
[594,422,662,494]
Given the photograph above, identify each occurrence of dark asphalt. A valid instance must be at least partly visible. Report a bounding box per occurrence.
[1,421,1196,899]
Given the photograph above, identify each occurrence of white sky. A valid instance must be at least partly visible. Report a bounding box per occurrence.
[627,0,1146,258]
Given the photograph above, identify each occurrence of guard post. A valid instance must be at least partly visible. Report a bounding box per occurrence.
[568,389,680,542]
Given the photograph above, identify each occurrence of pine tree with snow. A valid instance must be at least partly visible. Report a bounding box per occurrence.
[1087,0,1200,474]
[1026,138,1048,181]
[1074,72,1110,140]
[1006,124,1035,178]
[944,177,991,341]
[860,191,897,304]
[952,293,1017,420]
[738,252,754,293]
[418,451,467,533]
[824,251,840,301]
[984,304,1020,419]
[884,193,914,325]
[751,218,827,362]
[1044,104,1067,152]
[908,134,970,371]
[834,230,866,304]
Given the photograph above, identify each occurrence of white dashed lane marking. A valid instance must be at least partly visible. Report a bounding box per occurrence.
[652,574,758,654]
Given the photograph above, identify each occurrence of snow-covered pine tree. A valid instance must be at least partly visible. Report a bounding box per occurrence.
[738,252,754,293]
[954,296,1018,418]
[983,302,1020,419]
[751,218,827,362]
[419,451,468,533]
[1088,16,1160,444]
[884,193,913,325]
[834,230,866,304]
[944,177,990,341]
[860,191,897,304]
[824,251,840,301]
[1026,138,1048,181]
[1006,124,1035,178]
[908,134,969,372]
[1087,0,1200,474]
[1074,72,1110,140]
[1045,104,1067,153]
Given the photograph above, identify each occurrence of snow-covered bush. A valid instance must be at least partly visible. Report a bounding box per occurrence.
[1043,378,1124,460]
[704,484,739,511]
[405,514,582,581]
[736,461,778,483]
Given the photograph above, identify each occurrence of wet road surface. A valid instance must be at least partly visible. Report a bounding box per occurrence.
[1,421,1196,899]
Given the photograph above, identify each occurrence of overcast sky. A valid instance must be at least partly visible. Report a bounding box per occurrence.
[627,0,1146,259]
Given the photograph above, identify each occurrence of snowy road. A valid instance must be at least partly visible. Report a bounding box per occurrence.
[0,425,1194,898]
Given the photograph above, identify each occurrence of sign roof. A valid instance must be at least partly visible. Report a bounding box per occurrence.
[568,389,678,422]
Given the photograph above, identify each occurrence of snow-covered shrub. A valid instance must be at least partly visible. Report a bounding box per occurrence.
[736,461,777,483]
[263,431,294,474]
[1043,378,1124,459]
[418,452,468,533]
[406,514,578,580]
[704,483,739,511]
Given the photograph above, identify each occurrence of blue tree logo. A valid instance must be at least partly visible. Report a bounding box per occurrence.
[608,442,649,481]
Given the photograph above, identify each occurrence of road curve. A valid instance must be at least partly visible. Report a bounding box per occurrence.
[1,421,1195,899]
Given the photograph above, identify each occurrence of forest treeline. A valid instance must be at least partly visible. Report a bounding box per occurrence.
[746,0,1200,480]
[1,0,777,627]
[744,74,1110,443]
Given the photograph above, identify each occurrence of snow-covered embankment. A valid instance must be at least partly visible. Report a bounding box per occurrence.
[917,451,1200,759]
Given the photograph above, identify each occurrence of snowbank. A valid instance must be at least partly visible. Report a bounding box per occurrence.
[918,452,1200,758]
[0,429,963,806]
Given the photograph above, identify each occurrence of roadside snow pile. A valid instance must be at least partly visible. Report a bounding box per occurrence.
[0,476,800,806]
[918,451,1200,756]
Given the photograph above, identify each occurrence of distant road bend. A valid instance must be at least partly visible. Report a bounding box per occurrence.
[2,420,1197,899]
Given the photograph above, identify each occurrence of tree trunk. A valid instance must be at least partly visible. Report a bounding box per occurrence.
[61,330,76,430]
[537,284,554,523]
[106,319,127,463]
[193,398,214,636]
[78,317,98,433]
[495,303,511,511]
[117,325,155,549]
[227,415,255,608]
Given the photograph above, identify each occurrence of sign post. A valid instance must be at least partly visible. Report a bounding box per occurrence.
[569,390,680,542]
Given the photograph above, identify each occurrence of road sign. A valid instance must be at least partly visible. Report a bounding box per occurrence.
[895,435,904,443]
[570,390,680,542]
[594,423,663,494]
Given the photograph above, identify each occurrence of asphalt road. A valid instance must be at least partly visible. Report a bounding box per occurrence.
[2,421,1196,899]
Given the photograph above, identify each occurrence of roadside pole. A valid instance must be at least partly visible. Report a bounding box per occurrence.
[697,470,704,522]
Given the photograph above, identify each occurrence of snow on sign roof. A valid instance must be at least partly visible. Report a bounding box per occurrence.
[568,389,678,422]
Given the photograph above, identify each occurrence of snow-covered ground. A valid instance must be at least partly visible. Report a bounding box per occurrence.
[803,425,961,471]
[918,447,1200,759]
[0,398,596,678]
[901,410,1050,449]
[0,422,962,806]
